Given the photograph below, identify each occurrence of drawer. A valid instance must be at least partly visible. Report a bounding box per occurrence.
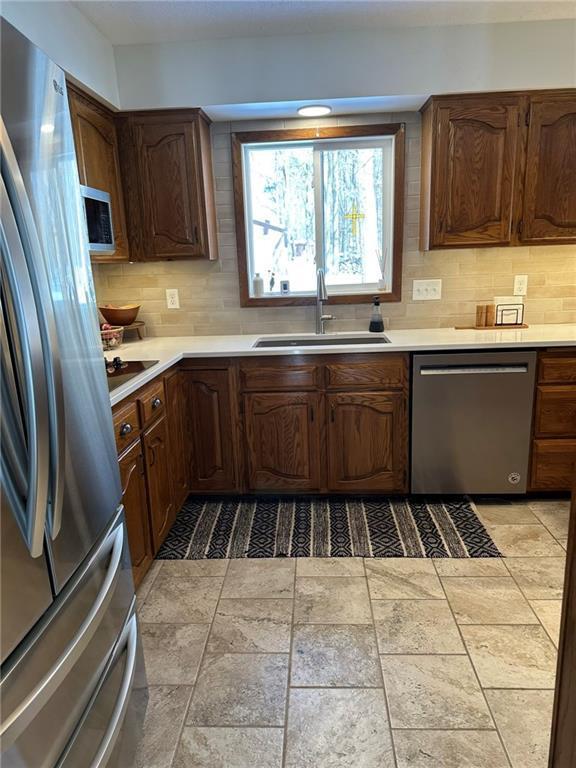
[137,379,166,424]
[113,401,141,454]
[530,439,576,491]
[325,355,408,390]
[535,385,576,437]
[538,351,576,384]
[240,362,319,391]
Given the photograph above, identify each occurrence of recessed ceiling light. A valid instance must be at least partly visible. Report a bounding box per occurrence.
[297,105,332,117]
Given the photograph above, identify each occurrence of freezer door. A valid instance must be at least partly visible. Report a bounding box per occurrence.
[0,511,134,767]
[1,20,122,591]
[57,607,147,768]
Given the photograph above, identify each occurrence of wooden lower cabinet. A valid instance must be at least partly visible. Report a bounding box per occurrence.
[327,391,408,492]
[165,370,191,510]
[186,369,237,491]
[244,392,321,491]
[118,440,153,588]
[143,413,176,550]
[531,439,576,492]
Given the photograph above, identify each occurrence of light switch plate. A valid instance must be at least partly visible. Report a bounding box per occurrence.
[413,279,442,301]
[166,288,180,309]
[513,274,528,296]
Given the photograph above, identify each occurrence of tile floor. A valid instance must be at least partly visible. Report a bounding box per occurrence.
[135,497,569,768]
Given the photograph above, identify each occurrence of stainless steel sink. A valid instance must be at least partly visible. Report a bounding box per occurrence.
[254,334,391,348]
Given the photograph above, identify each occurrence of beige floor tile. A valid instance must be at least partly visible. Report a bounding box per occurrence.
[221,559,295,599]
[141,623,209,685]
[365,558,444,600]
[173,726,284,768]
[136,560,162,603]
[485,525,565,557]
[187,653,288,726]
[373,599,465,654]
[296,557,364,577]
[380,655,494,729]
[504,557,566,599]
[208,598,292,653]
[291,624,381,686]
[442,577,538,625]
[294,576,372,623]
[393,729,510,768]
[162,559,229,577]
[285,688,395,768]
[139,573,223,624]
[486,689,554,768]
[528,500,570,539]
[134,686,192,768]
[530,600,562,646]
[462,625,557,688]
[475,503,540,526]
[433,558,508,577]
[557,538,568,551]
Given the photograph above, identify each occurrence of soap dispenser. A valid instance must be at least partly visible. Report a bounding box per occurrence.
[369,296,384,333]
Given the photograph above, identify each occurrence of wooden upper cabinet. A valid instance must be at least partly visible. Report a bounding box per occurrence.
[186,369,237,491]
[327,391,408,492]
[118,111,218,261]
[421,95,521,249]
[521,94,576,243]
[67,85,130,262]
[244,392,321,491]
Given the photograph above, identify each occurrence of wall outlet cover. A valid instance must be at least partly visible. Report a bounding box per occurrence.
[513,274,528,296]
[166,288,180,309]
[412,279,442,301]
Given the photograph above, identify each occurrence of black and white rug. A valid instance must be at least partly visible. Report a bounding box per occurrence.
[156,496,501,560]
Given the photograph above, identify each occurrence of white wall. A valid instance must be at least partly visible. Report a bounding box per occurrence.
[114,20,576,110]
[2,1,120,106]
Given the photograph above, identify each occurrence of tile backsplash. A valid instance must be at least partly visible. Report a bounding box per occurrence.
[93,113,576,337]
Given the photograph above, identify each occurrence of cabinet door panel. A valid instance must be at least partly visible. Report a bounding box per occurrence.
[118,440,153,587]
[535,386,576,438]
[530,439,576,492]
[164,370,190,510]
[143,414,175,550]
[431,99,520,247]
[137,122,202,259]
[522,97,576,243]
[187,370,237,491]
[68,89,130,262]
[244,392,321,491]
[327,391,407,492]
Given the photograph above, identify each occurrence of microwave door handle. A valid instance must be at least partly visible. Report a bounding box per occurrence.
[0,180,50,557]
[1,119,65,539]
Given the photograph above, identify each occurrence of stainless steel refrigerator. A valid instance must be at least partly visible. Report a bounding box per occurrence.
[1,19,146,767]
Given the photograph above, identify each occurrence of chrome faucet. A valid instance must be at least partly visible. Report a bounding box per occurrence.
[315,268,334,334]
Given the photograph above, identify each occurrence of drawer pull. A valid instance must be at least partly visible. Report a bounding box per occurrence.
[151,397,162,410]
[119,423,133,437]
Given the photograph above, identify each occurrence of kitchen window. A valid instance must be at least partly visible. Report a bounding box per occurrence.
[232,124,405,306]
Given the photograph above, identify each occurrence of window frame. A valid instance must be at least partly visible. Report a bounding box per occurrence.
[231,123,406,307]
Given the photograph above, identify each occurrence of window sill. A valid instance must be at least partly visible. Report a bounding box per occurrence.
[241,288,401,307]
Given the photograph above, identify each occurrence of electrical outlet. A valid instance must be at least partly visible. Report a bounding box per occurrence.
[165,288,180,309]
[412,279,442,301]
[514,274,528,296]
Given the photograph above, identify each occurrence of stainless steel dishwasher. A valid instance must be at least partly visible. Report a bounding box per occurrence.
[411,351,537,494]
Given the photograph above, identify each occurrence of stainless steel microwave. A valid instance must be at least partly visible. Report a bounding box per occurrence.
[80,185,115,255]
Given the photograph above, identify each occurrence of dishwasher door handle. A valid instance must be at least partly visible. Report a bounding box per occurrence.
[419,365,529,376]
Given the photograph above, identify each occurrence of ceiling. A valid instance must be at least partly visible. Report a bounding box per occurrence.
[74,0,576,45]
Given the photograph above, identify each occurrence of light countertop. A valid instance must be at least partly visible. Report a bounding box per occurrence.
[108,323,576,406]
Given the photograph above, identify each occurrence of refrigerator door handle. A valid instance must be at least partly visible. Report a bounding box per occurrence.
[1,118,65,540]
[91,613,138,768]
[0,522,124,746]
[0,177,50,558]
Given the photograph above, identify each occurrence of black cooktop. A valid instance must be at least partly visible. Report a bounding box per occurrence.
[105,358,159,392]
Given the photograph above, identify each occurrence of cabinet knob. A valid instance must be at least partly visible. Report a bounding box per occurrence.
[152,397,162,410]
[119,423,133,437]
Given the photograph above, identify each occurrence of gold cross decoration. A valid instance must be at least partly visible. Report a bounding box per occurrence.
[344,203,365,237]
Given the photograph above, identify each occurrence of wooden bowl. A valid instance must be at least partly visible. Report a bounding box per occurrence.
[99,303,141,326]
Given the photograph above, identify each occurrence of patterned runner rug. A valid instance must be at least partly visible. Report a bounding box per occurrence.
[156,496,501,559]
